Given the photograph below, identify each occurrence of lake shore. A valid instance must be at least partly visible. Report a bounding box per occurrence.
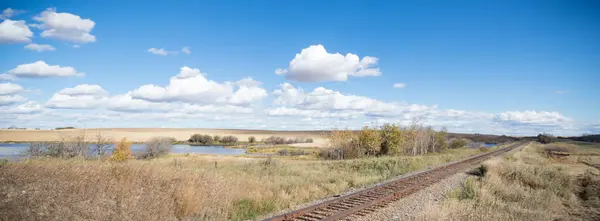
[0,128,328,147]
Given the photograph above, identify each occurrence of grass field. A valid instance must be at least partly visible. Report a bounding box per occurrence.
[0,147,493,221]
[426,142,600,221]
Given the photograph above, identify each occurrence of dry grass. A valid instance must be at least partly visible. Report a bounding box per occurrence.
[427,143,600,221]
[0,147,487,221]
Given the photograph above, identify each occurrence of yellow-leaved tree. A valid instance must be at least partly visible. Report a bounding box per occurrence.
[111,138,132,162]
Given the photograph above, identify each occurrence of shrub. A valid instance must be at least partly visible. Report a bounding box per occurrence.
[277,149,289,156]
[357,126,381,156]
[188,134,213,145]
[27,134,88,158]
[290,150,305,156]
[221,136,238,144]
[306,138,314,143]
[449,139,468,149]
[137,137,173,159]
[379,123,403,155]
[93,132,112,157]
[537,133,553,144]
[213,135,221,143]
[248,136,256,143]
[110,138,132,162]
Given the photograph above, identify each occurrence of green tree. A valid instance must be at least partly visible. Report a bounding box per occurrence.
[379,123,403,155]
[357,126,381,156]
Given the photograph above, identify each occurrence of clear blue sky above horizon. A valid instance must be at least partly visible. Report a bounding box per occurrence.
[0,0,598,136]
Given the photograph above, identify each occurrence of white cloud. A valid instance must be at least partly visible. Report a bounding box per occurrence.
[148,48,169,56]
[273,83,396,112]
[25,43,56,52]
[46,84,108,109]
[0,83,24,95]
[72,44,80,48]
[393,83,406,88]
[33,8,96,43]
[107,93,171,112]
[46,93,106,109]
[495,111,571,126]
[0,8,25,20]
[0,101,44,114]
[267,107,361,119]
[275,44,381,82]
[58,84,107,96]
[181,46,191,54]
[131,66,267,105]
[0,74,16,81]
[0,19,33,43]
[229,78,268,105]
[0,95,26,106]
[8,61,84,78]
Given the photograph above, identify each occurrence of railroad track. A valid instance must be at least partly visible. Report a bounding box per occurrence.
[264,142,524,221]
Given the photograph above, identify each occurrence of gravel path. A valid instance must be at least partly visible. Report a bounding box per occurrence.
[351,171,470,221]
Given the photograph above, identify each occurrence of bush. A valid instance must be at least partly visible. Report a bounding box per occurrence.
[277,149,289,156]
[248,136,256,143]
[27,135,88,158]
[213,135,221,143]
[306,138,314,143]
[449,139,469,149]
[188,134,213,145]
[379,123,403,155]
[137,137,173,159]
[221,136,238,144]
[110,138,132,162]
[357,126,381,156]
[319,148,343,160]
[537,133,553,144]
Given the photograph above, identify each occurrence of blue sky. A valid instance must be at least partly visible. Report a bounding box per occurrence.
[0,0,598,135]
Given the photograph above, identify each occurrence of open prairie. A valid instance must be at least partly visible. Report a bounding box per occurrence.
[0,128,328,146]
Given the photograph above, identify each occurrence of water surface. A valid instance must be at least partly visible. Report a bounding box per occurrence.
[0,143,246,159]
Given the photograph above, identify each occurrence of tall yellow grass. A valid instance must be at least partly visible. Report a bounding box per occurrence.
[0,148,487,221]
[427,143,600,221]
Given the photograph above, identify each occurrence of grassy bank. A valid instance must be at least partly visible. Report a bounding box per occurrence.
[426,142,600,221]
[0,147,493,221]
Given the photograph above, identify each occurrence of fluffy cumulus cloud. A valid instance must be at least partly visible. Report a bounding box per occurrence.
[276,45,381,82]
[0,74,16,81]
[0,95,26,106]
[0,83,24,95]
[273,83,397,113]
[495,111,571,126]
[131,66,267,105]
[33,8,96,43]
[0,19,33,43]
[47,84,108,109]
[0,101,44,114]
[8,61,84,78]
[25,43,55,52]
[59,84,107,96]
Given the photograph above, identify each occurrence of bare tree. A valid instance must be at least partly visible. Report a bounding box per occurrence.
[94,131,113,157]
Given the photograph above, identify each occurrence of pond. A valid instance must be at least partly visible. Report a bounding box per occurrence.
[0,143,246,159]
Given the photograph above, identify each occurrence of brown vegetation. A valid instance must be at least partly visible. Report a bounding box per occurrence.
[427,143,600,221]
[0,147,489,220]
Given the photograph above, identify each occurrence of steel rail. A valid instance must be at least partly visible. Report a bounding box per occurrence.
[264,142,523,221]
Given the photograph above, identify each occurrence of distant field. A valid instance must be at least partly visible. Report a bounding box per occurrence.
[0,128,328,147]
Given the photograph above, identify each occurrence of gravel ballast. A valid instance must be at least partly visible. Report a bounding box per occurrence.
[352,171,470,221]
